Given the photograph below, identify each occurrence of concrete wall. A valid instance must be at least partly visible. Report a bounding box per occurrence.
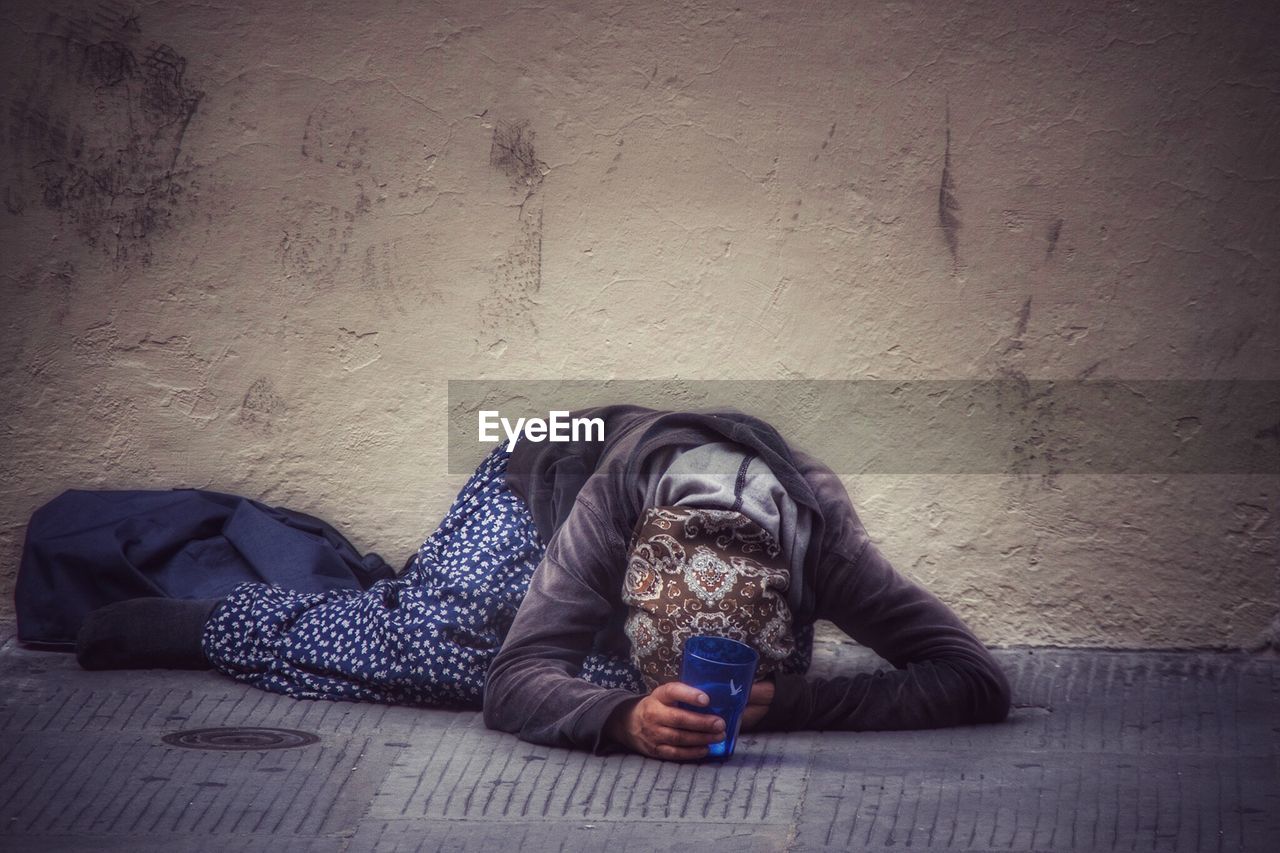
[1,0,1277,648]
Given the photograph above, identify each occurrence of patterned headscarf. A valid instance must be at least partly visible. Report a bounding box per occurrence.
[622,505,797,691]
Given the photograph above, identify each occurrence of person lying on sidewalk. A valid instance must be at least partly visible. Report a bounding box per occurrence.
[76,405,1011,759]
[482,405,1011,758]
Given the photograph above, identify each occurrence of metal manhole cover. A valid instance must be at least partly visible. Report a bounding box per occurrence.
[162,726,320,751]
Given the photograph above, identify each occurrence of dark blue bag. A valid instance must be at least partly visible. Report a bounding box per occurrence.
[15,489,396,648]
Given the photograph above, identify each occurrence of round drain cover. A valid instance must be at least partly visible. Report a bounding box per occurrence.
[162,727,320,751]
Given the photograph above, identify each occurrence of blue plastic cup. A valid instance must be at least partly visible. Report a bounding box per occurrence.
[679,635,759,759]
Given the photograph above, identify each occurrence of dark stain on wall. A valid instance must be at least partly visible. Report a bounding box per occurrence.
[996,366,1065,484]
[999,296,1033,357]
[4,8,202,265]
[361,242,424,313]
[478,119,545,348]
[277,200,355,293]
[938,104,961,265]
[1077,360,1102,379]
[1046,217,1064,259]
[302,105,369,172]
[1015,296,1032,339]
[813,121,836,161]
[479,206,543,347]
[489,119,545,195]
[238,378,285,430]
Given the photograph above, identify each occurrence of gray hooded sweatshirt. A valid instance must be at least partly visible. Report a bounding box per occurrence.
[483,405,1011,754]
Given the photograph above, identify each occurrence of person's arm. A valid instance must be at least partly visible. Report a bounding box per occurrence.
[482,495,723,756]
[757,534,1012,732]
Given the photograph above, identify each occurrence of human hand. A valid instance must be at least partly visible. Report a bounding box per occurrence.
[739,679,775,732]
[605,681,726,760]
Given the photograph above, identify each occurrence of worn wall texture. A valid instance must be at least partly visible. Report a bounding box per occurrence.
[1,0,1277,648]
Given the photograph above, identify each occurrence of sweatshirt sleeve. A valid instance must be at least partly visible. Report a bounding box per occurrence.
[482,495,640,754]
[757,536,1012,732]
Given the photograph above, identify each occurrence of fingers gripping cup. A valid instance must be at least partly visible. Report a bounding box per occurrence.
[680,635,759,759]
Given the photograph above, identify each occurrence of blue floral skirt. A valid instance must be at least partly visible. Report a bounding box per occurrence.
[202,443,813,707]
[202,445,643,706]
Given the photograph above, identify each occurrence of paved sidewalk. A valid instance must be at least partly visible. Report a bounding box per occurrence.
[0,624,1276,852]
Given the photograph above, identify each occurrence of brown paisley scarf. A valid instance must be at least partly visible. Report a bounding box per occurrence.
[622,505,797,691]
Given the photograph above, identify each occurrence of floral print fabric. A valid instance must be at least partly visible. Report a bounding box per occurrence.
[623,505,813,690]
[202,444,645,706]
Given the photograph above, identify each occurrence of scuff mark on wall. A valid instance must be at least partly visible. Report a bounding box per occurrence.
[4,7,202,265]
[294,88,450,221]
[362,244,404,313]
[480,205,543,348]
[490,119,546,201]
[812,121,836,162]
[237,378,286,432]
[302,105,369,172]
[479,120,545,350]
[937,101,961,268]
[280,88,453,300]
[360,242,442,313]
[1046,217,1064,259]
[977,295,1068,491]
[277,200,355,293]
[985,297,1033,361]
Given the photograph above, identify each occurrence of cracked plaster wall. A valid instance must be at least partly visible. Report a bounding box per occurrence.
[0,0,1277,648]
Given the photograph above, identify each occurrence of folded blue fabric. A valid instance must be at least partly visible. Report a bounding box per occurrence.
[15,489,395,648]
